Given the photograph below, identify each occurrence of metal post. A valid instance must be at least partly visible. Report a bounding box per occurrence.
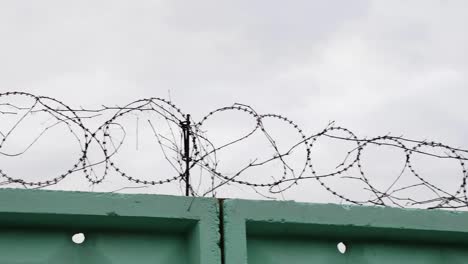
[183,114,191,196]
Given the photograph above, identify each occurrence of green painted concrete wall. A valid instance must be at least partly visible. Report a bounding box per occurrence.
[1,189,468,263]
[223,199,468,264]
[0,189,220,264]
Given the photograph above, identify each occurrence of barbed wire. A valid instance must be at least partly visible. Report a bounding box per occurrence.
[1,91,467,209]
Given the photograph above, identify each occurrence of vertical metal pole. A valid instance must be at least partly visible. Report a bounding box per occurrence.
[183,114,191,196]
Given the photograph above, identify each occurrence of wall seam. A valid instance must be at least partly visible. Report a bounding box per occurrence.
[218,199,226,264]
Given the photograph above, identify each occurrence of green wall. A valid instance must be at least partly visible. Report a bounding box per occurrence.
[224,199,468,264]
[1,189,468,263]
[0,189,220,264]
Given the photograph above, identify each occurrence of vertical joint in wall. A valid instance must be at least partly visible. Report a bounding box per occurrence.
[218,199,226,264]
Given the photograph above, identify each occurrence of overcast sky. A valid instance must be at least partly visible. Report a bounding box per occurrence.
[1,1,467,205]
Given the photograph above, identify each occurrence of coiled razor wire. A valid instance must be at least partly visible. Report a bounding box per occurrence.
[0,91,467,209]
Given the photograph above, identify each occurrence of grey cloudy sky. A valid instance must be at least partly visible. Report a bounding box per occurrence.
[1,1,467,205]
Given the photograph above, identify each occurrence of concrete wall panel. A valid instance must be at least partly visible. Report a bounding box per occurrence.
[223,199,468,264]
[0,189,220,264]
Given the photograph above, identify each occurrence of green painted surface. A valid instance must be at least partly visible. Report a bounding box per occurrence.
[0,189,220,264]
[248,236,468,264]
[224,199,468,264]
[2,189,468,263]
[0,229,189,264]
